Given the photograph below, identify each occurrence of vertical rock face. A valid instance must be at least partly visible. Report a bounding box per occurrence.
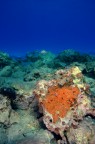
[34,66,95,143]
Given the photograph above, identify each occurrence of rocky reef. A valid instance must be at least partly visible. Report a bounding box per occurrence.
[0,49,95,144]
[34,66,95,143]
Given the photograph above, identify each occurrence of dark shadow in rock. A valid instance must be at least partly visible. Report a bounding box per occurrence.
[82,69,95,78]
[0,87,16,100]
[52,132,62,141]
[0,87,16,109]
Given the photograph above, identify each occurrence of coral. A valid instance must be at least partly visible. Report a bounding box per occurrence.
[34,66,95,142]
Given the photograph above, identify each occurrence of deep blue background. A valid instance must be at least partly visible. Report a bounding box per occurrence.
[0,0,95,56]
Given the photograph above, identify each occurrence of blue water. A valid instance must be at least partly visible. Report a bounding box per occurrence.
[0,0,95,56]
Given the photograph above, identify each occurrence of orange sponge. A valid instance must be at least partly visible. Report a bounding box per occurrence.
[42,85,80,123]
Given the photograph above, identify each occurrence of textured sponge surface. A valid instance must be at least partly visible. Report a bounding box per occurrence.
[42,86,80,123]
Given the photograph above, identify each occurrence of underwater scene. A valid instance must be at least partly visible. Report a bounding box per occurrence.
[0,50,95,144]
[0,0,95,144]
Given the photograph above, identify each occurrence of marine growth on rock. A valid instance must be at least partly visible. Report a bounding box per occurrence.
[34,66,95,143]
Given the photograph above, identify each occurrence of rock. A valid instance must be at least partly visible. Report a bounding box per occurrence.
[24,66,54,82]
[0,94,19,125]
[0,66,12,77]
[34,66,95,142]
[83,61,95,78]
[55,49,93,64]
[70,62,86,71]
[0,50,95,144]
[7,109,40,144]
[17,130,54,144]
[0,94,11,124]
[0,51,12,67]
[67,119,95,144]
[26,51,40,62]
[26,50,55,65]
[0,124,8,144]
[0,87,16,100]
[14,97,29,110]
[9,110,19,125]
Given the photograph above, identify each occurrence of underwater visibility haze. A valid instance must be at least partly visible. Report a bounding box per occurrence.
[0,1,95,144]
[0,0,95,55]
